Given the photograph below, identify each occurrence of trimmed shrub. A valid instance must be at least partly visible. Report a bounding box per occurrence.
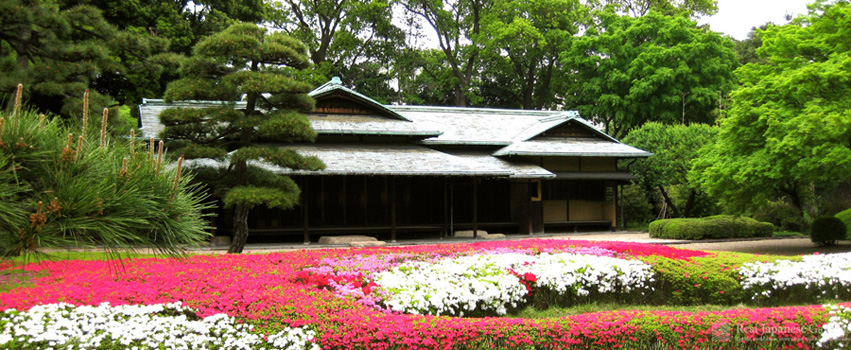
[641,255,744,305]
[810,216,846,246]
[648,215,773,240]
[835,208,851,239]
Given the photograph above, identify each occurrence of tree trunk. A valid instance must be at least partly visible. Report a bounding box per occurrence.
[454,85,467,107]
[682,189,697,217]
[228,203,250,254]
[658,185,680,218]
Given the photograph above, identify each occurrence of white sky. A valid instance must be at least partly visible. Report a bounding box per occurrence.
[697,0,813,40]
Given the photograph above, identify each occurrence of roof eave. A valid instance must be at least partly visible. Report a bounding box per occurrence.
[493,151,653,157]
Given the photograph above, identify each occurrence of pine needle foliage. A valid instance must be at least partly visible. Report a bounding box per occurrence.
[0,90,212,260]
[161,23,324,254]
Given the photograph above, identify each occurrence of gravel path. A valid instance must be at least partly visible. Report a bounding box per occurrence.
[557,232,851,256]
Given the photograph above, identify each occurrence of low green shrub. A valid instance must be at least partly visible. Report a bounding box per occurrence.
[640,255,745,305]
[835,208,851,239]
[648,215,773,240]
[810,216,846,246]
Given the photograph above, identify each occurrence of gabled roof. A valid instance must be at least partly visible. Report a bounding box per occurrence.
[309,77,411,122]
[511,112,618,143]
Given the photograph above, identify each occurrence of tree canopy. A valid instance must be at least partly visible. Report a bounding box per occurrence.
[692,1,851,216]
[622,122,718,219]
[161,23,324,253]
[563,10,737,139]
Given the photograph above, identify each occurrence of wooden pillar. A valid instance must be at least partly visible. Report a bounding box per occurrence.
[473,177,478,239]
[391,177,397,242]
[442,177,448,239]
[302,178,310,245]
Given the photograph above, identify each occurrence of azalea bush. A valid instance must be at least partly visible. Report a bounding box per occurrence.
[739,252,851,305]
[1,239,850,349]
[0,302,318,350]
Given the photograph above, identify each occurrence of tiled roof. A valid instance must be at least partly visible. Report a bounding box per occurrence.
[493,139,652,157]
[138,99,440,139]
[391,106,558,146]
[185,144,515,177]
[138,99,244,139]
[447,152,554,179]
[309,114,442,136]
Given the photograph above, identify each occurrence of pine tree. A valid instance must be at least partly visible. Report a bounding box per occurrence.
[0,86,212,259]
[161,23,324,254]
[0,0,171,131]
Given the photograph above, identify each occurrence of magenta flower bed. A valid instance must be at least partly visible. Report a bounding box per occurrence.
[0,239,843,349]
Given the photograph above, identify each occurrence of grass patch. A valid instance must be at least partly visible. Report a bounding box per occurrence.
[509,302,751,319]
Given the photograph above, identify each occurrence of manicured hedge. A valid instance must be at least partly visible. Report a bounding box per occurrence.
[648,215,773,240]
[836,208,851,239]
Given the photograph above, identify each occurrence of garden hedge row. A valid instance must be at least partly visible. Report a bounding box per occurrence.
[835,208,851,239]
[648,215,773,240]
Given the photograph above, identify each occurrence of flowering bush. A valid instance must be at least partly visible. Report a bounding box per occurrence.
[0,239,847,349]
[373,252,654,316]
[0,302,317,350]
[819,304,851,349]
[739,252,851,304]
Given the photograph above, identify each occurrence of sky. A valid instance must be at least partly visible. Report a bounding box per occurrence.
[697,0,814,40]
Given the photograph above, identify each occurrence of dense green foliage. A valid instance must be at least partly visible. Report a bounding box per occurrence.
[622,123,719,221]
[810,216,846,246]
[0,99,211,258]
[752,200,808,232]
[835,208,851,239]
[161,23,324,254]
[692,2,851,220]
[0,0,171,131]
[270,0,406,102]
[648,216,773,240]
[563,11,737,139]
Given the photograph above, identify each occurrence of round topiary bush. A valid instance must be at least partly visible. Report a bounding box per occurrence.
[810,216,846,246]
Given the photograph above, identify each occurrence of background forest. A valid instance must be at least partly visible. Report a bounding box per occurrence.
[2,0,850,235]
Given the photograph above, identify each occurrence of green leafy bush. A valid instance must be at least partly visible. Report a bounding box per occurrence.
[648,215,773,240]
[640,255,744,305]
[835,208,851,239]
[810,216,846,246]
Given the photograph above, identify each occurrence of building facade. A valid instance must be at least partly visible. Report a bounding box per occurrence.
[138,78,651,243]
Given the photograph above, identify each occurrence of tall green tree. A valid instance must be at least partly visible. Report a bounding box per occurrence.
[270,0,406,102]
[479,0,588,109]
[61,0,274,116]
[622,122,718,219]
[0,0,173,132]
[401,0,492,107]
[591,0,717,17]
[692,1,851,218]
[161,23,324,254]
[563,11,737,139]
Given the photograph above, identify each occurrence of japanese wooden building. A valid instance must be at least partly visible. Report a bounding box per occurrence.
[138,78,651,243]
